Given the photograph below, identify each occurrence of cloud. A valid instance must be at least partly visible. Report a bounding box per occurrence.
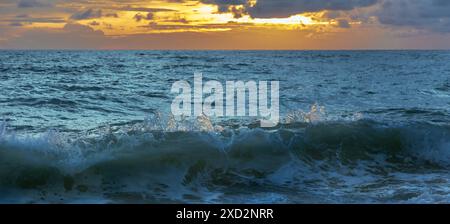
[250,0,378,18]
[16,14,29,18]
[201,0,378,18]
[201,0,247,12]
[133,13,153,22]
[201,0,450,33]
[139,21,245,31]
[202,0,247,8]
[322,11,342,19]
[230,6,246,19]
[336,19,351,28]
[9,22,24,27]
[164,18,189,24]
[119,5,175,13]
[4,16,66,24]
[104,13,119,18]
[89,21,100,26]
[17,0,52,8]
[0,23,106,49]
[2,22,450,50]
[70,9,103,20]
[2,0,450,49]
[63,23,104,34]
[377,0,450,32]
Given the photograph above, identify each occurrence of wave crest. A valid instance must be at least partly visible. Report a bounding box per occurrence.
[1,115,450,203]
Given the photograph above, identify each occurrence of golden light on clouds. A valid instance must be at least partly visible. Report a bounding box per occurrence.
[1,0,449,50]
[57,1,345,35]
[0,0,393,50]
[0,0,360,37]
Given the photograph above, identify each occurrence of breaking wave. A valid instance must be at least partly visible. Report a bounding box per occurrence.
[1,109,450,203]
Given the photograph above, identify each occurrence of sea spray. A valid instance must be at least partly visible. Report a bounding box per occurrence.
[1,113,450,203]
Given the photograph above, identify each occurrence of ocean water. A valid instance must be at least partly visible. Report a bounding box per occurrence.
[0,50,450,203]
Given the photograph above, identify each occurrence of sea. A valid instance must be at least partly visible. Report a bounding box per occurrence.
[0,50,450,203]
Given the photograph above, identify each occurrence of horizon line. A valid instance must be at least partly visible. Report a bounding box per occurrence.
[1,48,450,51]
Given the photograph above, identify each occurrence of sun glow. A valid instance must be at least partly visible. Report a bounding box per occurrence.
[252,15,315,25]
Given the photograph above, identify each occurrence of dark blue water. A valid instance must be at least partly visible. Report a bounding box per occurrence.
[0,50,450,203]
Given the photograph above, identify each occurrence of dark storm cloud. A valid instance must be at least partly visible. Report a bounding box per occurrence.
[247,0,378,18]
[200,0,450,33]
[201,0,378,18]
[377,0,450,32]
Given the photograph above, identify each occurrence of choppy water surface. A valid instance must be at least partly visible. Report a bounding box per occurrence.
[1,50,450,203]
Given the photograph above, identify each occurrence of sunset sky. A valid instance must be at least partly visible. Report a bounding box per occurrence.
[0,0,449,49]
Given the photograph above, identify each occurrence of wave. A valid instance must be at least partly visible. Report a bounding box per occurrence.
[0,114,450,203]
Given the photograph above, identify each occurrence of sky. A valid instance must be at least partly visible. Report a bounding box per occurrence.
[0,0,449,49]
